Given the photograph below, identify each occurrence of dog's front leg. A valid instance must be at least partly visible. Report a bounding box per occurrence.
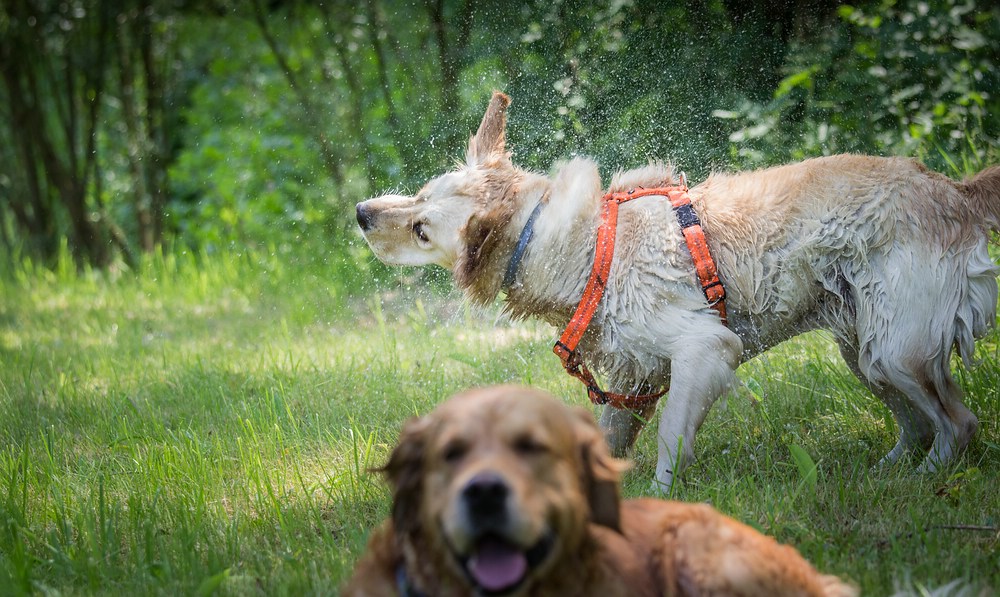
[599,397,658,458]
[654,331,742,492]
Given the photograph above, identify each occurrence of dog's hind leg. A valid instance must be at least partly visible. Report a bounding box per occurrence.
[917,376,978,473]
[878,356,976,472]
[837,317,978,472]
[599,398,657,459]
[836,339,936,465]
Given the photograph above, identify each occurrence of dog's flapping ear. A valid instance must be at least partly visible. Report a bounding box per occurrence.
[571,407,625,532]
[453,168,523,304]
[467,91,511,167]
[377,416,431,538]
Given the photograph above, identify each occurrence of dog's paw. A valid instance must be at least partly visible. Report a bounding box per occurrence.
[650,471,676,496]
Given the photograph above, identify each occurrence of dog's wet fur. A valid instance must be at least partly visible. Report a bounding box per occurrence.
[357,91,1000,489]
[343,385,858,596]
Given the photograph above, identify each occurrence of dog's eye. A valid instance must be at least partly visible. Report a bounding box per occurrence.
[442,440,468,463]
[513,435,548,456]
[413,222,430,244]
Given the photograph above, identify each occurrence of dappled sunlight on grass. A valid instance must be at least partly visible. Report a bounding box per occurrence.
[2,252,998,594]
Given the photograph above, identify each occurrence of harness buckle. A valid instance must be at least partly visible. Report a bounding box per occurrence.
[673,203,701,229]
[703,280,726,304]
[587,385,609,405]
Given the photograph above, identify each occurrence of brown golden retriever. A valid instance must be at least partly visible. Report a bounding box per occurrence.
[343,385,856,596]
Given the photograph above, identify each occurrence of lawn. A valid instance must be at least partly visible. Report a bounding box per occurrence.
[1,248,998,596]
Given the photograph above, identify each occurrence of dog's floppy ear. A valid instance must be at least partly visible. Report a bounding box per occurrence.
[467,91,511,167]
[377,416,431,538]
[453,167,523,304]
[571,407,625,532]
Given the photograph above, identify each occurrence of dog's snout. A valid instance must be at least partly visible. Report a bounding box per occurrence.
[356,202,373,231]
[462,471,510,520]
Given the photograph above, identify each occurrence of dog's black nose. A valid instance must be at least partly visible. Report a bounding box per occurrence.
[356,202,373,231]
[462,471,510,522]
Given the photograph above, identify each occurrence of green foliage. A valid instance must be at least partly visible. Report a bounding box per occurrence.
[719,0,1000,173]
[3,0,999,268]
[3,3,1000,593]
[499,0,754,180]
[788,444,819,494]
[167,19,340,249]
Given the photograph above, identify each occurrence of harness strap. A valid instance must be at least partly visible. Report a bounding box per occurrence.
[553,184,726,409]
[665,187,728,324]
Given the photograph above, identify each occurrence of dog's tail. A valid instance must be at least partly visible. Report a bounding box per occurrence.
[958,164,1000,231]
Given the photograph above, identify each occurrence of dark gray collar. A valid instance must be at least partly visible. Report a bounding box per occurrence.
[501,200,545,291]
[396,563,428,597]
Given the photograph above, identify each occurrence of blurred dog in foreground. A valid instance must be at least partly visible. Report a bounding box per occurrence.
[356,91,1000,490]
[342,385,856,597]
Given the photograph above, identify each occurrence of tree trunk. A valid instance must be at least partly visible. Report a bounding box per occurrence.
[1,78,57,259]
[318,3,379,192]
[118,9,156,253]
[252,0,346,190]
[365,0,415,179]
[0,0,117,267]
[139,0,168,247]
[425,0,474,149]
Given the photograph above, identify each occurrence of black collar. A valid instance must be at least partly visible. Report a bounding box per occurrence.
[501,200,545,291]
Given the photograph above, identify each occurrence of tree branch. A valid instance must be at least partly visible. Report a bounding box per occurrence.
[251,0,345,189]
[319,3,378,190]
[364,0,416,179]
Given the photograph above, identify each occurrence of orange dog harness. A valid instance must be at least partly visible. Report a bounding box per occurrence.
[553,183,727,409]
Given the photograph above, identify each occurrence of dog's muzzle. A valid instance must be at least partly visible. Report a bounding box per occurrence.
[449,471,555,595]
[462,471,511,532]
[355,202,374,232]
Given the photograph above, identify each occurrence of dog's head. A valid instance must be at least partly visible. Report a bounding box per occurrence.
[356,92,524,276]
[381,385,624,595]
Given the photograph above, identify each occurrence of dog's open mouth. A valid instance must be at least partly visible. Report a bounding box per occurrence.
[460,532,555,595]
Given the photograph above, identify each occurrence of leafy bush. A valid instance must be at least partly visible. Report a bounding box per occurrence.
[717,0,1000,174]
[4,0,998,270]
[167,20,341,251]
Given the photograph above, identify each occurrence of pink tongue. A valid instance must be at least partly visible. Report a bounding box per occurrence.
[468,538,528,592]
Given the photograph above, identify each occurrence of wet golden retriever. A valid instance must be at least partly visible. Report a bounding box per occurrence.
[342,385,856,596]
[356,91,1000,490]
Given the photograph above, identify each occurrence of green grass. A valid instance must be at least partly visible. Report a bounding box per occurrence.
[1,247,998,596]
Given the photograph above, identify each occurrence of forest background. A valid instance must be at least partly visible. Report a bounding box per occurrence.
[2,0,997,274]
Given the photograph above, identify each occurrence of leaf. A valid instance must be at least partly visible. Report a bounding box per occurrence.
[788,444,818,493]
[774,66,819,99]
[935,467,981,505]
[952,26,986,51]
[744,377,764,405]
[837,5,856,20]
[711,109,740,119]
[197,568,231,597]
